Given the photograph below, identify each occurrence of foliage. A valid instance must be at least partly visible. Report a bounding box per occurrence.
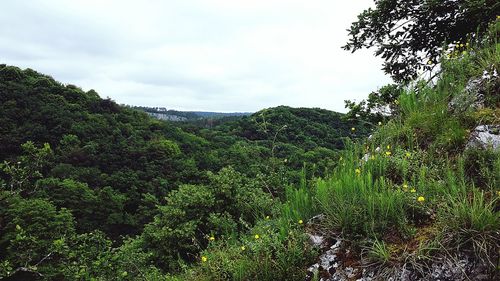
[344,83,403,123]
[0,13,499,281]
[343,0,499,82]
[180,221,316,281]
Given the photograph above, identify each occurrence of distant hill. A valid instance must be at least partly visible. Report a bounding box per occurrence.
[130,106,252,121]
[192,105,370,151]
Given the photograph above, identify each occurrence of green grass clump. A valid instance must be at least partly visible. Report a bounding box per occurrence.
[438,189,500,265]
[365,239,391,265]
[281,168,316,225]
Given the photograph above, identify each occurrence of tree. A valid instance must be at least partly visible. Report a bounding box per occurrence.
[343,0,499,82]
[0,196,75,279]
[344,83,403,123]
[0,141,53,194]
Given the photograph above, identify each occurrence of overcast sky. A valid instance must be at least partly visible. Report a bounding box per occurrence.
[1,0,391,112]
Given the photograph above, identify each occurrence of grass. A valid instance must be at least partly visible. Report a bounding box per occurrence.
[281,168,316,225]
[365,239,391,265]
[180,221,316,281]
[311,22,500,275]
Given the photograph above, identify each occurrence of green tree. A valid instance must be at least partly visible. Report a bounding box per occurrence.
[0,196,75,279]
[0,141,52,194]
[343,0,499,82]
[344,83,403,123]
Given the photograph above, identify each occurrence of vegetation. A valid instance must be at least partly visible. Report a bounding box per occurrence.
[343,0,499,82]
[0,3,499,281]
[0,63,365,280]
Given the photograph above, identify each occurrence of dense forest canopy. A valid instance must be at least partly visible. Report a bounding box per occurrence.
[0,64,368,280]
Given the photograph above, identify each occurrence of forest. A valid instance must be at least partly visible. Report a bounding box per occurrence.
[1,1,499,280]
[0,63,368,279]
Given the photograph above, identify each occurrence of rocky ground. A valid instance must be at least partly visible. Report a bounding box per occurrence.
[304,215,495,281]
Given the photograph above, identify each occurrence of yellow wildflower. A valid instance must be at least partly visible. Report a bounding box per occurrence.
[417,196,425,202]
[355,168,361,175]
[386,145,391,149]
[241,246,246,251]
[209,236,215,241]
[427,60,433,65]
[298,219,303,224]
[410,189,416,193]
[385,151,391,156]
[254,234,260,239]
[266,215,270,220]
[403,184,408,189]
[497,191,500,196]
[351,127,356,132]
[201,256,208,262]
[405,152,411,158]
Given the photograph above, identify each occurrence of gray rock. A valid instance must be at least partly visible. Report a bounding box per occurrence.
[308,234,325,248]
[466,125,500,150]
[305,237,496,281]
[306,239,342,281]
[448,78,486,114]
[449,68,498,114]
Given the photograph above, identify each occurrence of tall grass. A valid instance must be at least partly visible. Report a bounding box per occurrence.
[281,175,315,224]
[439,188,500,265]
[280,167,316,238]
[315,143,407,237]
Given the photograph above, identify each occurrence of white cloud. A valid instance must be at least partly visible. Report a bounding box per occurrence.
[0,0,391,112]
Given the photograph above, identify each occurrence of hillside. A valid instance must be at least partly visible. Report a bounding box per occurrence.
[0,9,499,281]
[0,64,366,280]
[173,21,500,280]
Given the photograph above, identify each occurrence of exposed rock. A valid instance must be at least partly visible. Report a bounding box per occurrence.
[305,235,496,281]
[308,234,325,248]
[448,78,486,114]
[305,239,343,281]
[448,68,498,114]
[466,125,500,150]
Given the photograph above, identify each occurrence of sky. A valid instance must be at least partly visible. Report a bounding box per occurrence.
[0,0,392,113]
